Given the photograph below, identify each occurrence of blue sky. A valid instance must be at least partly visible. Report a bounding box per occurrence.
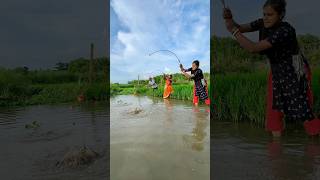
[110,0,210,83]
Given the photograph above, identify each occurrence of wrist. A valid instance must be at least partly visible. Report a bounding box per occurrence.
[231,27,240,36]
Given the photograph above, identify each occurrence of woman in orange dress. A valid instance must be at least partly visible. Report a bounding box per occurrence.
[163,74,174,99]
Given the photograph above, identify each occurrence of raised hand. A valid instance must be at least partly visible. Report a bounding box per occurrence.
[223,8,233,19]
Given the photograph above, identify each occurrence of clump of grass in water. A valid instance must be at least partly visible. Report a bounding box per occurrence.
[56,146,100,169]
[25,121,41,129]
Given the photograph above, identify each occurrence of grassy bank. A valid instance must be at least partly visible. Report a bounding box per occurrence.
[0,66,109,106]
[111,72,211,102]
[0,83,108,106]
[111,83,196,101]
[213,69,320,126]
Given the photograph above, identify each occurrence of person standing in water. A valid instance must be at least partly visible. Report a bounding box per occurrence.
[148,76,158,90]
[223,0,320,136]
[163,74,174,99]
[180,60,210,106]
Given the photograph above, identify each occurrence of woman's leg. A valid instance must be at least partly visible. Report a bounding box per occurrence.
[266,72,284,137]
[193,85,199,106]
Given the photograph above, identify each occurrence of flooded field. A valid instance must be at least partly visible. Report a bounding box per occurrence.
[212,121,320,180]
[0,103,108,180]
[110,95,210,180]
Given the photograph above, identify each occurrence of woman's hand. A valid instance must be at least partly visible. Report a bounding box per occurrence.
[223,8,233,19]
[179,64,184,71]
[223,8,236,33]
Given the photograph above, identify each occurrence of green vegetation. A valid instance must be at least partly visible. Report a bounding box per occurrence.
[0,57,109,106]
[111,72,210,102]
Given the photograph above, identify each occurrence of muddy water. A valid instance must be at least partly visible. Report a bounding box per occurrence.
[110,95,210,180]
[212,121,320,180]
[0,103,108,180]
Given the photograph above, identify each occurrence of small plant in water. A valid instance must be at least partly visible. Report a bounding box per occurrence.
[25,121,40,129]
[56,146,100,168]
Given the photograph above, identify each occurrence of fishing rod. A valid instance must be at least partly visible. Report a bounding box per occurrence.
[220,0,226,8]
[149,50,182,65]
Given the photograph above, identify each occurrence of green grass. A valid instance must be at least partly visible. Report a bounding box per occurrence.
[213,69,320,126]
[0,83,108,106]
[111,72,210,101]
[111,82,211,103]
[0,67,109,106]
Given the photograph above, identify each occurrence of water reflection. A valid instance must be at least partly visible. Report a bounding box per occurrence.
[191,109,208,151]
[267,139,320,179]
[180,106,209,152]
[111,95,210,180]
[0,103,108,179]
[163,99,173,128]
[212,121,320,179]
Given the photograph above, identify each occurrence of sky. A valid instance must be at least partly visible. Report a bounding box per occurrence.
[110,0,210,83]
[1,0,319,75]
[212,0,320,39]
[0,0,107,69]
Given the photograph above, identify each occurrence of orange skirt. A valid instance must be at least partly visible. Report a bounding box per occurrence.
[163,85,173,99]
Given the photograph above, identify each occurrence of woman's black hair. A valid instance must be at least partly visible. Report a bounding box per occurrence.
[192,60,200,67]
[264,0,287,19]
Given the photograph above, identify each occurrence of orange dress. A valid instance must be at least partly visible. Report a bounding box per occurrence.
[163,79,173,99]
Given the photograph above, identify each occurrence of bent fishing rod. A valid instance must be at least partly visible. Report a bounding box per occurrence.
[220,0,226,8]
[148,50,182,65]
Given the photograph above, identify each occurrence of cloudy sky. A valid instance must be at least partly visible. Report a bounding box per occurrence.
[110,0,210,83]
[1,0,319,77]
[0,0,107,69]
[212,0,320,38]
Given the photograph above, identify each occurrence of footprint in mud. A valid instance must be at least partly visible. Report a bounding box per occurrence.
[56,146,100,169]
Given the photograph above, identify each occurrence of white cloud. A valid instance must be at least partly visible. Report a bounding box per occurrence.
[111,0,210,83]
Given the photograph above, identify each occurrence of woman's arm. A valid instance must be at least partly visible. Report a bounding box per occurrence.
[181,71,191,79]
[237,23,255,33]
[234,33,272,53]
[225,19,272,53]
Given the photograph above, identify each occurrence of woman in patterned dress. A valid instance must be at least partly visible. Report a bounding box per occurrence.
[180,60,210,106]
[223,0,320,136]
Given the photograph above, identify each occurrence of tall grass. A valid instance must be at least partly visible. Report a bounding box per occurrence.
[111,82,211,103]
[146,84,194,100]
[213,69,320,126]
